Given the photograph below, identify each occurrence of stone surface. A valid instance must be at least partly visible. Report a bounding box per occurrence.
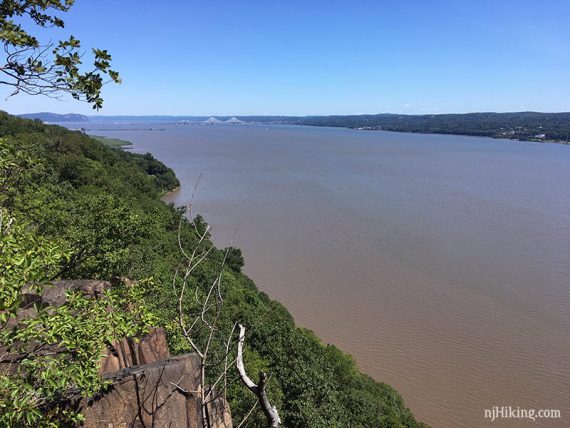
[41,279,111,307]
[207,396,233,428]
[99,328,170,375]
[137,327,170,365]
[82,354,210,428]
[83,354,202,427]
[6,279,234,427]
[2,280,112,372]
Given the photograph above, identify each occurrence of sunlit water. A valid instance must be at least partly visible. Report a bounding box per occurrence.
[83,122,570,427]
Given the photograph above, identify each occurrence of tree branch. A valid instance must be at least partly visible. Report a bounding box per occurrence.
[236,324,281,428]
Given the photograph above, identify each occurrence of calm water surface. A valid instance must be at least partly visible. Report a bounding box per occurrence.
[91,123,570,427]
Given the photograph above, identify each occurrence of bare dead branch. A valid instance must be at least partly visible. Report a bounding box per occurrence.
[237,324,281,427]
[237,398,259,428]
[173,183,280,428]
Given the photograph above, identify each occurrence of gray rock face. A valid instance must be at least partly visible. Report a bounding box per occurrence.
[42,279,111,306]
[5,280,234,427]
[83,353,232,427]
[99,327,171,375]
[206,395,234,428]
[82,354,205,428]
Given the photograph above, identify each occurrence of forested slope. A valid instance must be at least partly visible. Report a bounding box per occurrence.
[0,111,425,427]
[291,112,570,142]
[240,112,570,143]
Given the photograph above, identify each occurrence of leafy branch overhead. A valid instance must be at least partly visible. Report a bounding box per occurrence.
[0,0,120,109]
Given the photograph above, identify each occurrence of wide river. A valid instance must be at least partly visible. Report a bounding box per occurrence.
[89,122,569,427]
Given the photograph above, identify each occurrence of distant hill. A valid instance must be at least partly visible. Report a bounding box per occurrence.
[19,111,570,143]
[237,112,570,143]
[19,112,89,122]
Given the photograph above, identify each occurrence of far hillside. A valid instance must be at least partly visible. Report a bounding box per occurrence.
[244,112,570,143]
[18,112,90,122]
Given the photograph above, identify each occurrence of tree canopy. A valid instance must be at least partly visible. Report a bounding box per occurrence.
[0,0,120,109]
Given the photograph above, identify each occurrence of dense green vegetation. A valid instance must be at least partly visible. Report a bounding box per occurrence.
[239,112,570,143]
[0,111,425,427]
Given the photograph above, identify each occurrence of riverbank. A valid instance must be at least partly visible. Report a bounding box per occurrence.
[90,135,133,148]
[275,111,570,145]
[346,126,570,145]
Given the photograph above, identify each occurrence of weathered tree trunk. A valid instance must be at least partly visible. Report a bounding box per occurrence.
[236,324,281,428]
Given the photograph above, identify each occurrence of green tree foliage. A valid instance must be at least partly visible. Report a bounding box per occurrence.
[0,112,426,427]
[224,246,245,273]
[0,209,69,322]
[0,0,120,108]
[0,209,157,426]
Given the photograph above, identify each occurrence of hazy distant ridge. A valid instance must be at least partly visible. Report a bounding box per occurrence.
[246,112,570,143]
[192,111,567,143]
[19,112,89,122]
[21,111,570,143]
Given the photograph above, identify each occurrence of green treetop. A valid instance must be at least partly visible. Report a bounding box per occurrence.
[0,0,120,109]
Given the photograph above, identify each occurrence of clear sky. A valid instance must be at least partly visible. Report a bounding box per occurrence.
[1,0,569,116]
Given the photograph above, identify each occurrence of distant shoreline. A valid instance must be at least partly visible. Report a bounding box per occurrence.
[344,126,570,146]
[255,121,570,146]
[53,110,570,147]
[22,110,570,147]
[161,186,180,199]
[93,122,570,147]
[90,135,133,148]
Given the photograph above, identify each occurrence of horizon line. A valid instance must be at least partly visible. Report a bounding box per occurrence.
[18,110,570,118]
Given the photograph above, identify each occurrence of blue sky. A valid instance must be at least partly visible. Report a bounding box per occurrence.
[1,0,569,115]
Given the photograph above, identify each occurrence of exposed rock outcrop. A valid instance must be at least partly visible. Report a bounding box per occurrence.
[5,280,233,427]
[84,344,232,427]
[82,354,205,427]
[99,327,171,375]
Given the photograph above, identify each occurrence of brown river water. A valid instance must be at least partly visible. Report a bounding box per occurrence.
[88,122,569,427]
